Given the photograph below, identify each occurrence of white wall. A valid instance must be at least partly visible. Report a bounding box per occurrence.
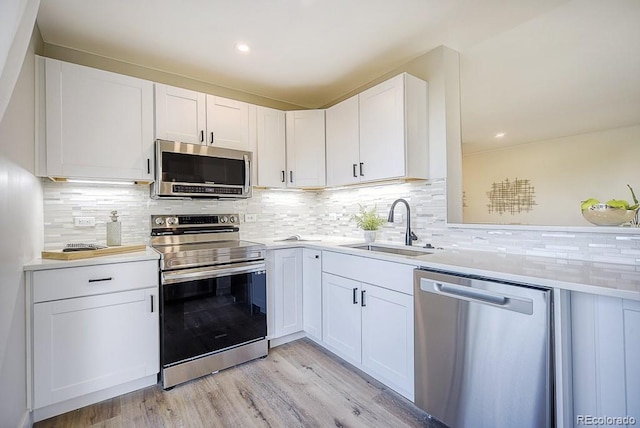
[0,26,43,428]
[463,125,640,226]
[0,0,40,122]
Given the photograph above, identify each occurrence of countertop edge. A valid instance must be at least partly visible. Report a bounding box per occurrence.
[24,247,160,271]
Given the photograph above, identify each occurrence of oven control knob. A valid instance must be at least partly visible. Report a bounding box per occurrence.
[154,217,165,225]
[229,215,237,223]
[166,217,179,226]
[220,216,228,223]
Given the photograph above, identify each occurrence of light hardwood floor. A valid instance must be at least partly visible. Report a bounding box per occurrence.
[35,338,446,428]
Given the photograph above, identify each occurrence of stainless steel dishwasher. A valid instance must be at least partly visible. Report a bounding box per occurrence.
[414,268,552,428]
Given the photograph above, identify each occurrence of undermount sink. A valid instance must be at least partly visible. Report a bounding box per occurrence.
[342,243,432,257]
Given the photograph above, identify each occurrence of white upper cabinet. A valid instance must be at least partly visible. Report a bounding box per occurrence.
[37,57,154,181]
[331,72,427,185]
[155,83,250,150]
[255,106,287,188]
[285,109,326,188]
[326,95,360,186]
[154,85,206,144]
[205,95,249,150]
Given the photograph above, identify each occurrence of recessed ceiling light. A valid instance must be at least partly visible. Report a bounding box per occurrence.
[236,43,250,53]
[495,132,506,138]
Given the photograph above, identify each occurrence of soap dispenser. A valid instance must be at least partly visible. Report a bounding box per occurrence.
[106,210,122,246]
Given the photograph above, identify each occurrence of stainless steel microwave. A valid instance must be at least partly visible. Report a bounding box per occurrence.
[151,140,252,199]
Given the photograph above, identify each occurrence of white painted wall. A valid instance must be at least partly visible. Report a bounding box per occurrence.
[0,0,40,122]
[463,125,640,226]
[0,26,43,428]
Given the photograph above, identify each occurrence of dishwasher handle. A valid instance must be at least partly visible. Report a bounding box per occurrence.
[419,277,534,315]
[436,282,507,306]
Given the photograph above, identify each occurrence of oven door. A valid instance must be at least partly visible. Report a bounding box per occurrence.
[160,261,266,368]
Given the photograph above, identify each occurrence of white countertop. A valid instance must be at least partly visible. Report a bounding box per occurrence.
[23,247,160,271]
[257,236,640,301]
[23,239,640,301]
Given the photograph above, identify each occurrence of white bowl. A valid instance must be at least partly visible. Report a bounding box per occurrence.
[582,204,638,226]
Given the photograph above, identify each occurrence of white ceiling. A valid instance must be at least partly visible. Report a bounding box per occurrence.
[36,0,640,151]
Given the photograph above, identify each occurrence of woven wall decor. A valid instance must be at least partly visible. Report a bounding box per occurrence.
[486,178,536,214]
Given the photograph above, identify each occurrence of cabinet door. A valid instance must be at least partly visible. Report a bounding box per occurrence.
[33,287,159,408]
[155,84,206,144]
[571,293,640,424]
[206,95,249,150]
[322,273,361,364]
[326,95,360,186]
[273,248,303,338]
[361,283,414,400]
[44,58,154,180]
[256,106,286,188]
[285,110,326,188]
[358,74,405,181]
[302,249,322,342]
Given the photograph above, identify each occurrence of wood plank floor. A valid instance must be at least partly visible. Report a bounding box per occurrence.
[35,338,447,428]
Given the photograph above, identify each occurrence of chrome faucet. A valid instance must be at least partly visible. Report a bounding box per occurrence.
[387,199,418,246]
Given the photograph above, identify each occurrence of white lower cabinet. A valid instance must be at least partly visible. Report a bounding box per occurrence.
[571,292,640,426]
[33,288,158,408]
[321,251,415,401]
[322,273,362,363]
[269,248,304,338]
[302,249,323,342]
[360,283,413,399]
[28,259,159,420]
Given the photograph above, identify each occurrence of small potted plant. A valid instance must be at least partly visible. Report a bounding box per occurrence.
[351,204,386,243]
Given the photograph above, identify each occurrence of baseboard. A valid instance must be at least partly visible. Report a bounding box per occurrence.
[269,331,307,348]
[32,374,158,422]
[19,409,32,428]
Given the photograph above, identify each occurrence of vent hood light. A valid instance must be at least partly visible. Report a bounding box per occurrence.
[495,132,506,138]
[64,179,138,185]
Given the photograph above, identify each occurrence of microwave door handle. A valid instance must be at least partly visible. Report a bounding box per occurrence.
[244,155,251,193]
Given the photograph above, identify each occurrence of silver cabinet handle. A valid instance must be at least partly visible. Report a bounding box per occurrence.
[88,277,112,283]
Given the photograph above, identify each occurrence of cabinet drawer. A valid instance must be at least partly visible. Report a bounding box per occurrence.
[32,260,158,303]
[322,251,415,295]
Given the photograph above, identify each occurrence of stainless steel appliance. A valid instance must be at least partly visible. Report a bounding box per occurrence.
[152,140,252,199]
[151,214,267,389]
[414,268,552,428]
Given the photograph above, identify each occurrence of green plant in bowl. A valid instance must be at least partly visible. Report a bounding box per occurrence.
[351,205,386,230]
[581,184,639,226]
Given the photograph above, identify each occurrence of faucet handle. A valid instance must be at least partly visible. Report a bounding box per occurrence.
[410,230,418,241]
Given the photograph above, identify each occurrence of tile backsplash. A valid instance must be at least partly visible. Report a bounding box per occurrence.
[42,180,640,265]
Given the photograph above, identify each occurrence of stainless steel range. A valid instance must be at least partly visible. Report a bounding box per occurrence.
[151,214,267,389]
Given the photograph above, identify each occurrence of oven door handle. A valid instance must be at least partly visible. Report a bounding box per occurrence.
[162,261,265,284]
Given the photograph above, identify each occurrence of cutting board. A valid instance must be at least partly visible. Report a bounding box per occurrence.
[41,244,147,260]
